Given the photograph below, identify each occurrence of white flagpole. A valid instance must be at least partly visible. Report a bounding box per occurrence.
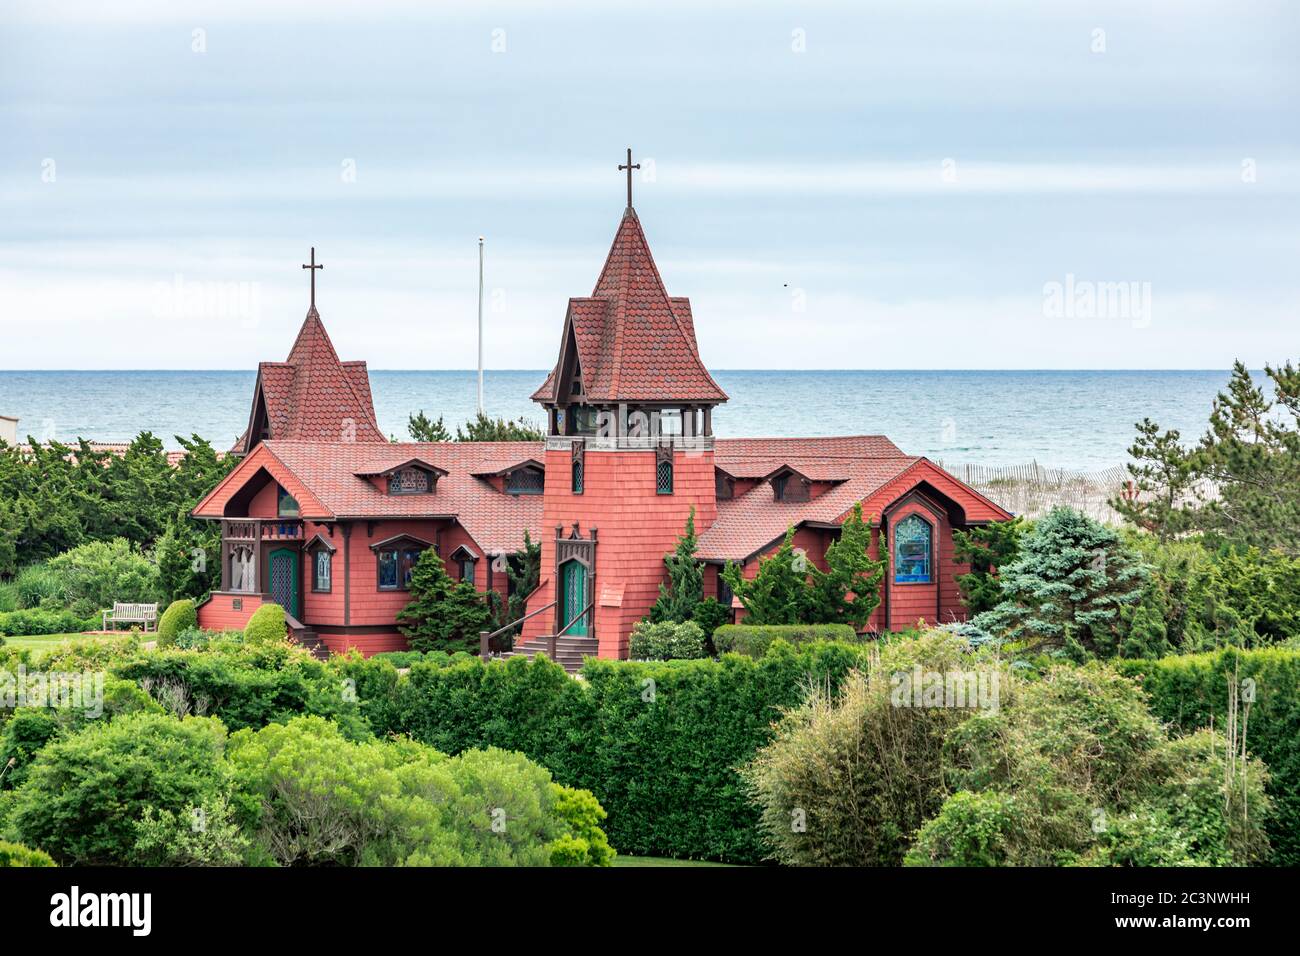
[477,236,485,416]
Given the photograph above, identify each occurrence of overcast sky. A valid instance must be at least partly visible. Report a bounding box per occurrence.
[1,0,1297,370]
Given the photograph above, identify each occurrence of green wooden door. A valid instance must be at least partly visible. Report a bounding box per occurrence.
[269,548,300,620]
[560,560,587,636]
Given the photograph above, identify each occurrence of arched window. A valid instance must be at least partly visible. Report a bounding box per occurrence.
[656,457,673,494]
[572,458,584,494]
[894,514,932,584]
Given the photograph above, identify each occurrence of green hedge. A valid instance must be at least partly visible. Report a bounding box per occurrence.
[713,623,861,658]
[365,640,870,863]
[0,609,96,637]
[1116,647,1300,866]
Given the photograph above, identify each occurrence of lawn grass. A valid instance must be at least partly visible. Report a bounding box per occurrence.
[613,855,737,867]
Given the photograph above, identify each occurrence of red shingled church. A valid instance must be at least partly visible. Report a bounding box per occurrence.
[193,180,1012,663]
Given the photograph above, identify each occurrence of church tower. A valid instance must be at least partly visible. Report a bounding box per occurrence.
[524,153,728,658]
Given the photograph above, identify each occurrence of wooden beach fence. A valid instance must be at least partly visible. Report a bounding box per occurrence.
[934,459,1133,524]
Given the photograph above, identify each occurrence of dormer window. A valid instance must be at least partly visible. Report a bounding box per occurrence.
[505,466,545,495]
[771,469,810,503]
[356,459,447,496]
[388,467,432,495]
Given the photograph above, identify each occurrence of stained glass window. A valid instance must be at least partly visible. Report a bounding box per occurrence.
[377,547,423,590]
[894,514,932,584]
[572,459,584,494]
[313,550,331,592]
[378,550,399,590]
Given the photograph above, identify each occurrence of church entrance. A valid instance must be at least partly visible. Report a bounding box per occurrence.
[559,559,587,636]
[269,548,300,620]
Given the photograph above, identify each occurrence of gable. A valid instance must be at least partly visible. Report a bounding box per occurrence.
[192,443,333,520]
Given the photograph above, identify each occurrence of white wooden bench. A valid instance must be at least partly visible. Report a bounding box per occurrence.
[102,602,159,632]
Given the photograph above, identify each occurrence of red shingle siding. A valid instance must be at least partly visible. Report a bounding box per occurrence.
[198,593,262,631]
[522,446,717,659]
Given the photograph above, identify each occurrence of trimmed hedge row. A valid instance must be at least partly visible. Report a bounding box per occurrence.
[1116,646,1300,866]
[356,641,870,863]
[0,609,97,637]
[713,623,861,658]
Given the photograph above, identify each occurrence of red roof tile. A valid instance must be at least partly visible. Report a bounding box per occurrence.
[196,440,545,555]
[532,209,728,405]
[237,307,385,453]
[698,436,1013,561]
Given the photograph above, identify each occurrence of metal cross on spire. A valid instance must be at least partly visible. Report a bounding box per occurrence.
[618,147,640,209]
[302,246,324,308]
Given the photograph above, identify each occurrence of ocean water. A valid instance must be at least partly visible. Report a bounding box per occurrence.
[0,369,1237,472]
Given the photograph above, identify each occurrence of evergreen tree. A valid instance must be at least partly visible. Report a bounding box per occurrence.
[811,503,885,629]
[455,413,545,442]
[407,411,452,442]
[1113,361,1300,554]
[974,507,1151,658]
[397,549,493,653]
[721,528,818,625]
[649,507,705,623]
[952,516,1026,613]
[487,530,543,644]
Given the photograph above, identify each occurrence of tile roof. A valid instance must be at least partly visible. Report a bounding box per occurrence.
[235,307,384,452]
[698,436,1013,561]
[532,209,728,405]
[197,440,546,555]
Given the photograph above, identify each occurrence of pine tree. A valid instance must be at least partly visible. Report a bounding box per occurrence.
[811,503,885,629]
[396,550,492,653]
[974,507,1151,658]
[649,507,704,623]
[1113,361,1300,554]
[953,516,1026,613]
[721,528,818,625]
[407,411,452,442]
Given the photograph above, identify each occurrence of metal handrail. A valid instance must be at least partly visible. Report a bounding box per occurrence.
[483,600,555,642]
[555,600,594,638]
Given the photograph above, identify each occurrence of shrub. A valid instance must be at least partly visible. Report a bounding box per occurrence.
[397,550,493,654]
[46,538,161,617]
[373,640,871,863]
[244,602,287,645]
[0,581,18,613]
[226,715,595,866]
[157,598,198,647]
[628,620,707,660]
[0,608,97,637]
[713,623,860,658]
[743,631,998,865]
[1116,646,1300,865]
[132,794,250,866]
[908,664,1270,867]
[0,840,56,867]
[111,644,369,737]
[371,650,425,668]
[11,712,229,865]
[12,563,65,610]
[548,784,615,866]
